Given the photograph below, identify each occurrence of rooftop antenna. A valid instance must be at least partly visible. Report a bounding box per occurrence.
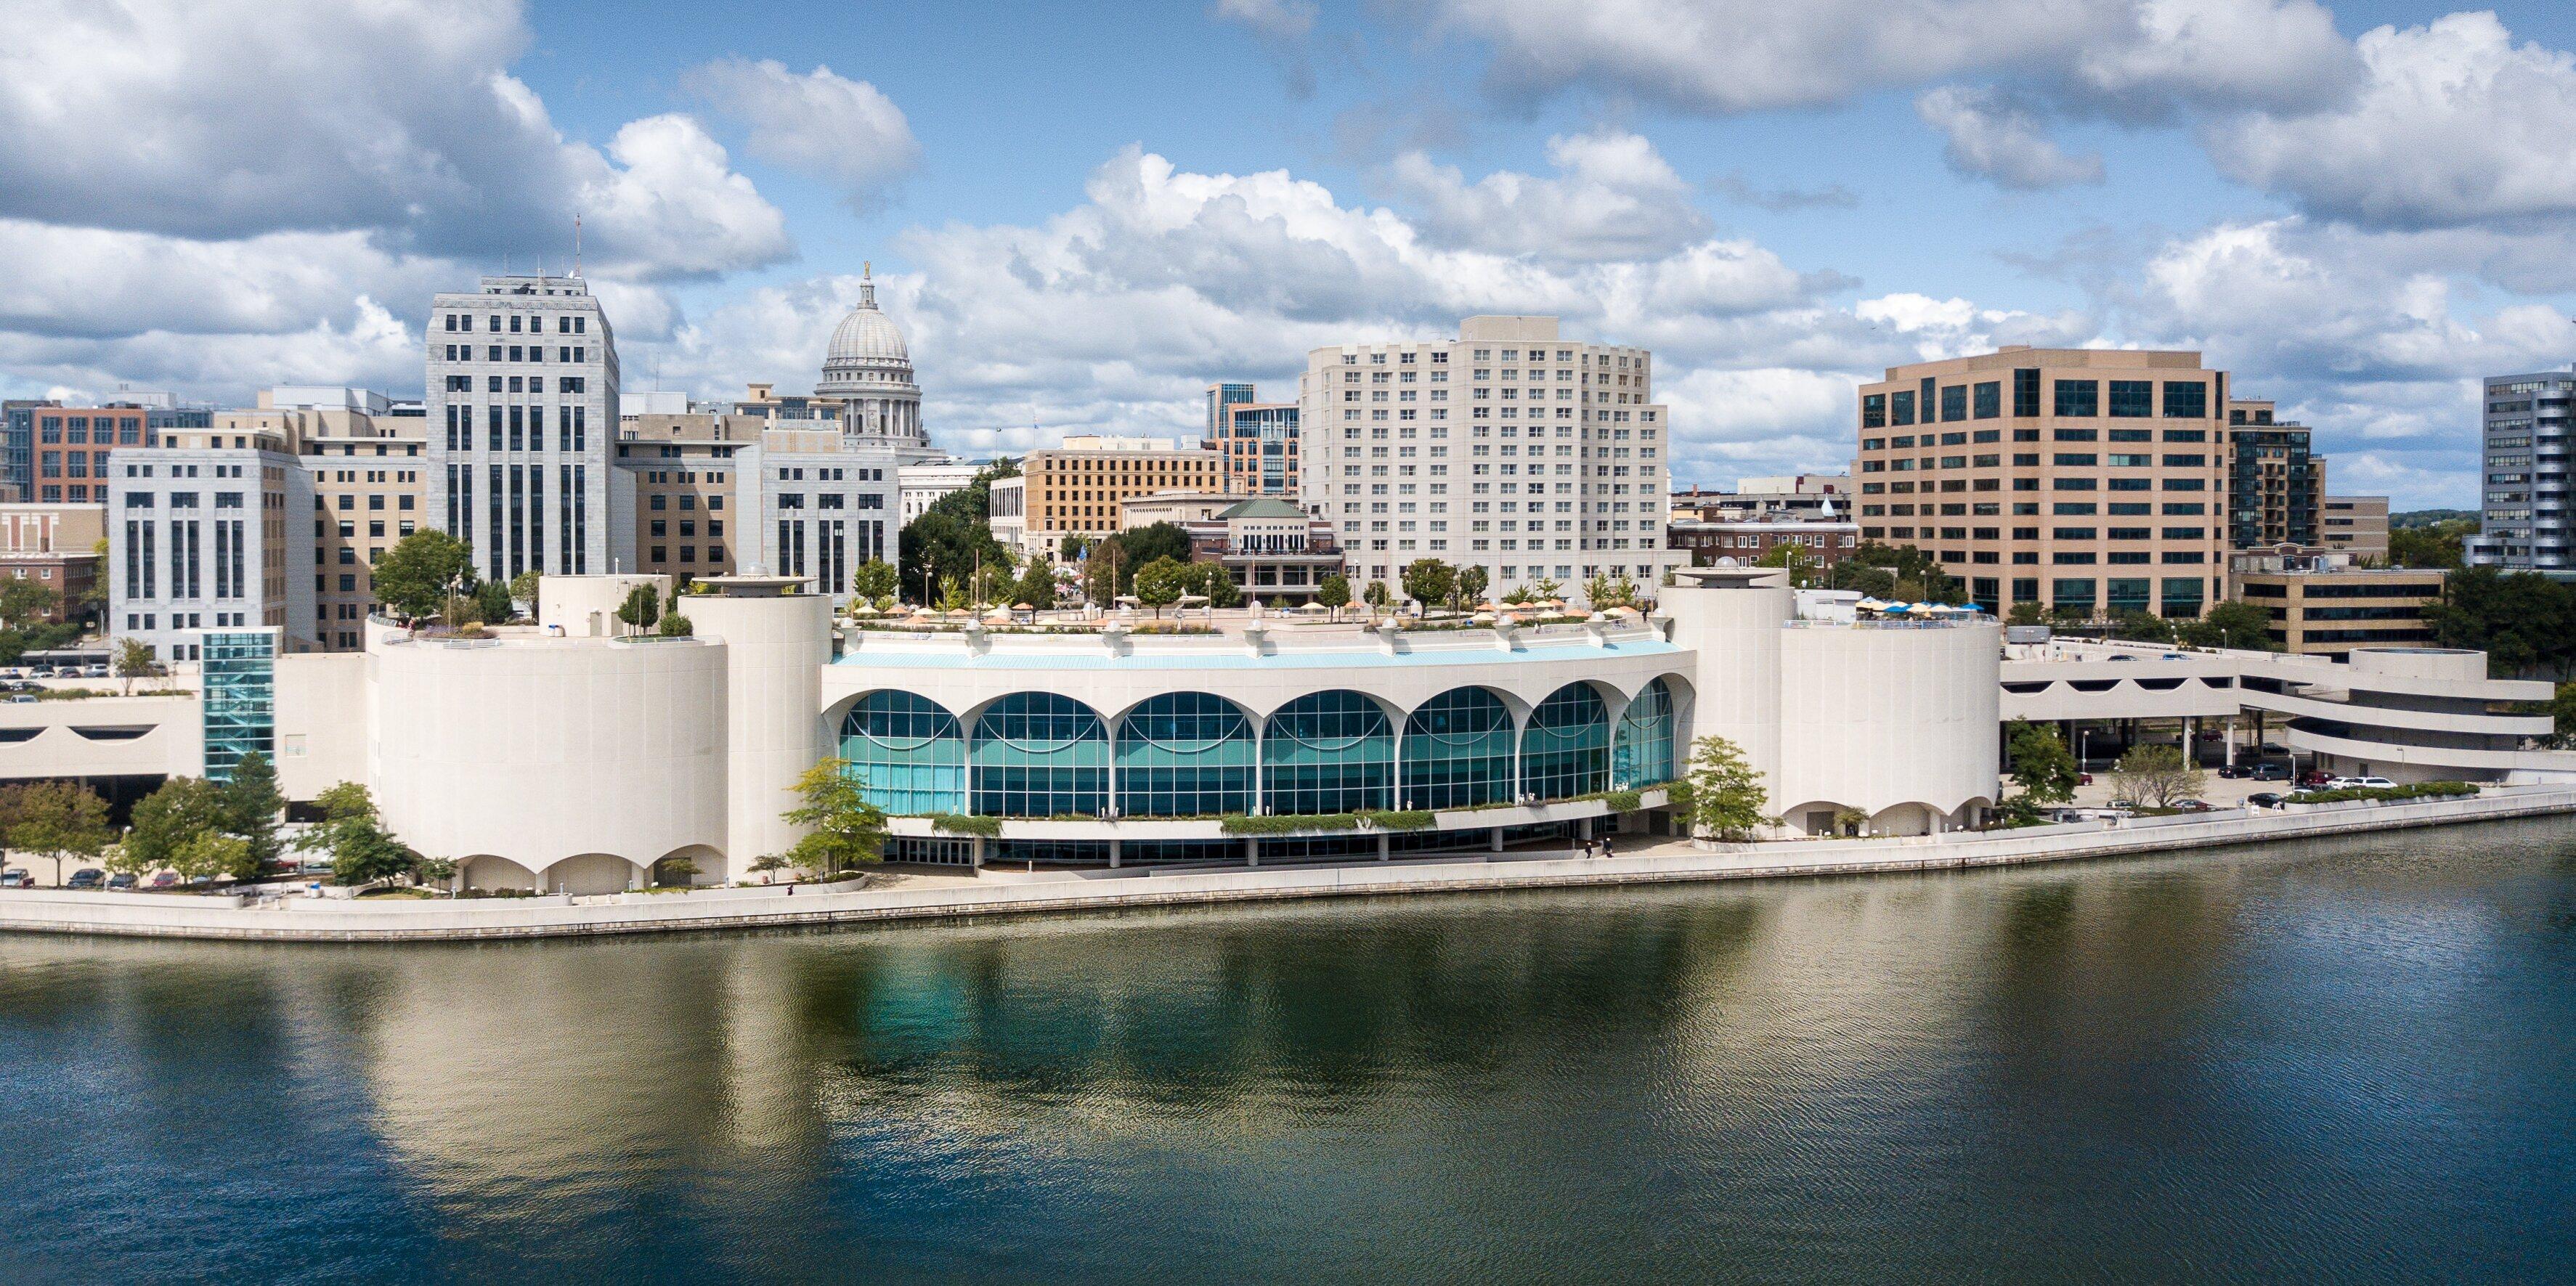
[574,213,582,278]
[861,259,874,308]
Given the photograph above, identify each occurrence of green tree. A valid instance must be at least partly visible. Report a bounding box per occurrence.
[171,831,252,883]
[1317,574,1351,621]
[2175,600,2278,651]
[2004,721,2081,806]
[901,460,1018,606]
[308,782,417,887]
[776,758,889,874]
[2110,608,2177,643]
[1362,579,1391,611]
[614,583,662,635]
[1401,558,1454,613]
[1683,734,1777,842]
[2005,602,2051,627]
[1585,573,1638,609]
[372,529,477,621]
[851,558,900,604]
[1529,577,1564,602]
[218,751,285,870]
[0,781,113,874]
[0,577,62,627]
[114,637,158,696]
[1847,542,1959,603]
[1179,560,1241,609]
[2425,567,2576,677]
[748,852,793,883]
[1455,564,1489,610]
[508,569,543,612]
[473,578,514,624]
[1009,558,1060,609]
[1133,557,1189,616]
[2388,518,2473,570]
[1118,523,1195,574]
[655,607,694,637]
[1755,542,1819,587]
[123,776,229,876]
[2108,744,2203,809]
[2548,680,2576,749]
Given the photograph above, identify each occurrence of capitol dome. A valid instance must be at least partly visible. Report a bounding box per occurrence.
[815,261,931,456]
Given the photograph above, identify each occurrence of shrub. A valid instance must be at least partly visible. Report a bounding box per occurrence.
[1357,810,1434,831]
[927,813,1001,837]
[1220,813,1358,836]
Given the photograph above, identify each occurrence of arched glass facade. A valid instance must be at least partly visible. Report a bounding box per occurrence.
[1612,677,1676,789]
[1263,691,1394,814]
[1401,687,1515,809]
[1116,692,1255,817]
[838,691,964,814]
[1520,683,1609,801]
[972,693,1109,817]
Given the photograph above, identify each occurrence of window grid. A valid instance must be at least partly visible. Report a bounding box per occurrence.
[1520,684,1609,801]
[1400,687,1514,809]
[840,691,965,815]
[972,693,1109,817]
[1116,692,1255,817]
[1262,691,1394,814]
[1612,677,1675,789]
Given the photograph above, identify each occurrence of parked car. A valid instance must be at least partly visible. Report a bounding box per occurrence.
[150,872,179,889]
[2246,762,2288,781]
[7,694,36,704]
[2325,776,2397,790]
[80,665,107,677]
[106,872,137,890]
[2171,799,2216,813]
[2258,742,2287,755]
[2246,792,2286,808]
[65,868,106,890]
[0,868,31,888]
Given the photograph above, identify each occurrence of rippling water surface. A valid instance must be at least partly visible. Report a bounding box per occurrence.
[4,825,2574,1283]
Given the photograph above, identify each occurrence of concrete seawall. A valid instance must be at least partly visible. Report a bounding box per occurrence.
[7,788,2574,943]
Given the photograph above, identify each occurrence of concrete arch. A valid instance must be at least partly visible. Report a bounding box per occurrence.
[541,852,646,896]
[652,843,724,887]
[1866,801,1949,838]
[1399,685,1521,811]
[823,685,962,736]
[1780,800,1867,837]
[1102,688,1259,731]
[460,854,537,893]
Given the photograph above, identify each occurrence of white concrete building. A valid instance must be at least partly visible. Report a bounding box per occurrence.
[901,459,991,524]
[106,444,316,662]
[1297,314,1683,603]
[423,274,624,584]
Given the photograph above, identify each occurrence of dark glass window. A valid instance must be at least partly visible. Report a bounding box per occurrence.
[2054,380,2098,417]
[1972,381,2001,418]
[2163,380,2207,420]
[2108,380,2153,418]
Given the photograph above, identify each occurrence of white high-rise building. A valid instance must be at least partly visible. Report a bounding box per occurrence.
[424,275,623,583]
[1297,314,1679,601]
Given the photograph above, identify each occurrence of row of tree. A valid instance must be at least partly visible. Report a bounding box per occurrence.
[0,754,431,887]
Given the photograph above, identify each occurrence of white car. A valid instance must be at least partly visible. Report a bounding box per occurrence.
[2325,776,2397,790]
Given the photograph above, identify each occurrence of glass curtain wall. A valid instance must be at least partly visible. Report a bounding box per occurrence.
[200,630,276,783]
[1262,691,1393,814]
[1115,692,1255,817]
[1520,684,1609,801]
[840,691,966,814]
[1400,687,1514,809]
[972,693,1109,817]
[1612,677,1675,789]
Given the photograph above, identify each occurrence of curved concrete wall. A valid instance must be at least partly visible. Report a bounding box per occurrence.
[1662,584,1787,804]
[370,636,728,873]
[690,592,831,879]
[1779,622,2001,821]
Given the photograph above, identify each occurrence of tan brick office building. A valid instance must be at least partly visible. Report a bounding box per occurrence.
[1855,348,2230,619]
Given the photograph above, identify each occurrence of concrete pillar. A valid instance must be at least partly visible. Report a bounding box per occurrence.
[1490,827,1504,852]
[970,837,986,869]
[1109,839,1121,869]
[1245,838,1259,867]
[1377,834,1390,862]
[686,579,832,884]
[2224,715,2238,767]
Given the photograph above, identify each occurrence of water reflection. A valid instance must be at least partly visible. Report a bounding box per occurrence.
[3,821,2574,1283]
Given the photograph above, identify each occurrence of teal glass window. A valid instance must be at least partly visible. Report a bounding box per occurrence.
[1612,678,1675,789]
[840,691,964,815]
[1116,692,1254,817]
[972,693,1108,817]
[1520,684,1609,802]
[1400,687,1513,809]
[1262,691,1393,815]
[200,630,275,783]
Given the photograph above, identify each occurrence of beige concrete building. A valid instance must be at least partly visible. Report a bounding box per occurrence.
[608,413,897,597]
[0,502,103,622]
[990,436,1227,561]
[1297,315,1678,601]
[2231,552,2442,656]
[1856,347,2230,619]
[2321,495,2390,562]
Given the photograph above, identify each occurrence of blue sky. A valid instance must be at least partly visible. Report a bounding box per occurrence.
[10,1,2576,508]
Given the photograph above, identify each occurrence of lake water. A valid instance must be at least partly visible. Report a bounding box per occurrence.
[4,823,2573,1283]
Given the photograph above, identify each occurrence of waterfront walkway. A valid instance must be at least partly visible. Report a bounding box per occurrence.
[6,786,2574,943]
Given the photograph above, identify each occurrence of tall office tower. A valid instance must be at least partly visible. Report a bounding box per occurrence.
[1854,347,2230,619]
[2223,400,2323,549]
[1206,382,1253,444]
[2471,366,2576,573]
[1206,382,1299,497]
[1296,315,1677,601]
[4,399,62,500]
[424,275,622,582]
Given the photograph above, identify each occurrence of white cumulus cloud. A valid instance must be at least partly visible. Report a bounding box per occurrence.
[685,59,920,211]
[1386,130,1712,261]
[1916,87,2105,190]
